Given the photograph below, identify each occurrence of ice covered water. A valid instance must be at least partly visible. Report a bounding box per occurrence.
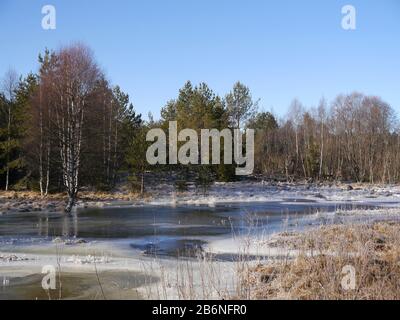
[0,200,385,256]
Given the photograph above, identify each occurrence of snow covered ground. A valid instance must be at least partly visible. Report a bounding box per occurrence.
[145,181,400,207]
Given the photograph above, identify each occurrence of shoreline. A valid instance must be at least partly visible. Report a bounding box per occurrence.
[1,180,400,215]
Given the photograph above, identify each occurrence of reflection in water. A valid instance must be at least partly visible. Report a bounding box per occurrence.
[37,217,49,237]
[2,277,10,289]
[36,214,79,238]
[0,200,389,254]
[61,214,78,238]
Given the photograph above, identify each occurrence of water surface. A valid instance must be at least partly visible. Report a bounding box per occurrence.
[0,200,387,257]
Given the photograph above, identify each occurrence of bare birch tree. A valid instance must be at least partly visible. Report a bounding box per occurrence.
[50,45,100,213]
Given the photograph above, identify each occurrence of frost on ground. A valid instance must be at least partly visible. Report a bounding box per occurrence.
[335,207,400,216]
[147,181,400,206]
[66,254,111,265]
[0,254,31,262]
[249,220,400,300]
[2,181,400,213]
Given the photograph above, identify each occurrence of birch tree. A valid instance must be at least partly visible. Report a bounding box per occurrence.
[317,98,327,180]
[50,45,100,213]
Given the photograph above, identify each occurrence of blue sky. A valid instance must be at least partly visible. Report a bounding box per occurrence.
[0,0,399,119]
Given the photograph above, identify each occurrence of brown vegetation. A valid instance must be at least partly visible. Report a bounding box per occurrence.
[249,221,400,300]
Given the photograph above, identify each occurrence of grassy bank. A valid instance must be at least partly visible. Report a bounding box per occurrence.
[249,221,400,300]
[0,190,149,214]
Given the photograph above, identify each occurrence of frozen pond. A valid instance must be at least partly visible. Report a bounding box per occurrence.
[1,188,400,300]
[0,199,392,258]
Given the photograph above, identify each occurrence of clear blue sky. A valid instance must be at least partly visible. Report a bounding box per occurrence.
[1,0,399,119]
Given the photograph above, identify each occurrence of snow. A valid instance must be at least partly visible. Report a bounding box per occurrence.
[145,182,400,207]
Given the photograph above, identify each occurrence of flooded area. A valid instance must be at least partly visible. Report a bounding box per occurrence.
[1,193,400,300]
[0,200,388,245]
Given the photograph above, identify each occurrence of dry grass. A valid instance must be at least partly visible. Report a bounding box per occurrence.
[249,221,400,300]
[139,253,238,300]
[138,215,268,300]
[0,191,65,201]
[0,190,149,201]
[0,190,152,214]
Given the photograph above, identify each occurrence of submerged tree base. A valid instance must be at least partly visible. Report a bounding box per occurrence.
[64,196,76,215]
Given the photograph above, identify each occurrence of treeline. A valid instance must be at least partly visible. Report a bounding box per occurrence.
[156,82,399,185]
[250,94,398,184]
[0,44,142,211]
[1,43,399,212]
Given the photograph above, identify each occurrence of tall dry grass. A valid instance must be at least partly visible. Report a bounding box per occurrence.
[137,213,269,300]
[249,221,400,300]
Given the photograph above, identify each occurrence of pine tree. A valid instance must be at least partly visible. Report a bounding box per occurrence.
[0,72,35,190]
